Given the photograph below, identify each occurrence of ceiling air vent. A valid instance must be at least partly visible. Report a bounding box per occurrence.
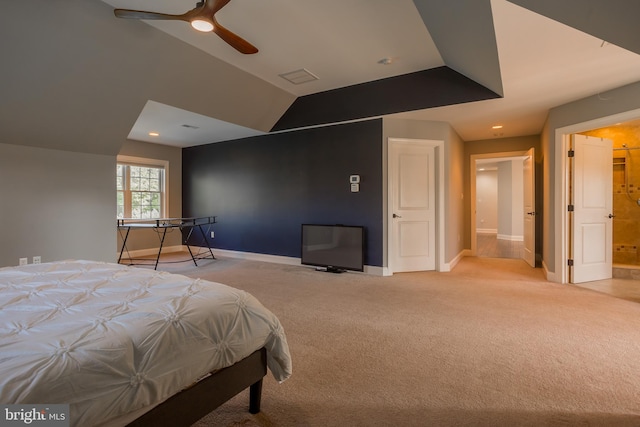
[279,68,319,85]
[181,124,200,129]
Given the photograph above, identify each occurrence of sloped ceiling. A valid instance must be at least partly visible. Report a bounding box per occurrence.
[508,0,640,56]
[0,0,292,155]
[1,0,640,155]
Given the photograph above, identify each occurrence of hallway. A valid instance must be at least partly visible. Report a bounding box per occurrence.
[476,233,523,260]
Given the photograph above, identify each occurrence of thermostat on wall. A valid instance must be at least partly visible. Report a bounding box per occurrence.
[350,175,360,183]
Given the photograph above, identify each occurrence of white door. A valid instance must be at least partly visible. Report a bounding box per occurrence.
[522,148,536,267]
[389,140,436,272]
[571,134,613,283]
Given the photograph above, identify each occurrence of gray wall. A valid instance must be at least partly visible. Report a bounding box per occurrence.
[476,169,498,231]
[496,160,524,240]
[447,127,466,263]
[497,162,513,238]
[0,143,116,267]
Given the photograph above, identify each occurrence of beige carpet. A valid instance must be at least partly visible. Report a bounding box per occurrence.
[155,255,640,426]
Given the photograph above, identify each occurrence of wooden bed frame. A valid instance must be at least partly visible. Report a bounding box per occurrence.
[127,347,267,426]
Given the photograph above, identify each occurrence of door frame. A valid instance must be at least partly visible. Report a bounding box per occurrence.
[470,150,530,257]
[387,138,445,274]
[554,109,640,283]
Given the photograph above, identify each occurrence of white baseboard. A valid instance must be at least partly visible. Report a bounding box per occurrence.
[363,265,387,276]
[497,234,524,242]
[203,248,388,276]
[476,228,497,234]
[542,259,559,283]
[443,249,470,272]
[213,248,300,266]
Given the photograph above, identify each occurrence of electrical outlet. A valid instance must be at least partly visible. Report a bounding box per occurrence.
[210,231,215,238]
[19,258,28,266]
[33,256,41,264]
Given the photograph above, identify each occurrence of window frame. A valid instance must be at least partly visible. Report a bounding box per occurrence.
[117,155,169,220]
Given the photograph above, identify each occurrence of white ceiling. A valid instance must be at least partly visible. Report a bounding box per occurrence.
[101,0,640,147]
[129,101,265,146]
[398,0,640,140]
[103,0,445,96]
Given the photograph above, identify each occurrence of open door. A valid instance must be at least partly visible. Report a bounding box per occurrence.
[522,148,535,267]
[389,139,436,272]
[570,134,613,283]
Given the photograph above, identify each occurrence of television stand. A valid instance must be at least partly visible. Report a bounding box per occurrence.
[318,266,346,274]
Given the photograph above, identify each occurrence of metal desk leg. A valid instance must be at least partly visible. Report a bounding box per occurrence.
[198,224,216,260]
[183,226,198,267]
[118,227,131,264]
[155,227,168,270]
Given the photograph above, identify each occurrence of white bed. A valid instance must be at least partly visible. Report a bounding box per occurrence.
[0,260,292,426]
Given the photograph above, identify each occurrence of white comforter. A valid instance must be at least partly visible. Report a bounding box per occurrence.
[0,260,292,426]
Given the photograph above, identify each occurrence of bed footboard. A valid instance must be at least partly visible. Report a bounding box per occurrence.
[127,347,267,426]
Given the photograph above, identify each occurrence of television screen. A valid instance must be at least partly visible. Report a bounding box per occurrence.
[301,224,364,272]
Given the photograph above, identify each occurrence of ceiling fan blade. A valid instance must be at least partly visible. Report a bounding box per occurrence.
[114,0,257,54]
[212,19,258,54]
[114,9,188,21]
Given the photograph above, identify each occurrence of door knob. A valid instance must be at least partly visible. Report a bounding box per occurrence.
[393,213,402,218]
[527,212,536,216]
[608,214,615,218]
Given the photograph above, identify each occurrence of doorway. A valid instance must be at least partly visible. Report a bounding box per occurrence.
[556,110,640,284]
[387,138,445,273]
[567,124,640,283]
[470,150,535,266]
[475,158,524,259]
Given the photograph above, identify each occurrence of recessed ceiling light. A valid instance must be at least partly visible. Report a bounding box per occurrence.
[492,125,503,129]
[148,132,160,137]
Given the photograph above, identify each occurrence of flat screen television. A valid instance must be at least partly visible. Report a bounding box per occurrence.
[301,224,364,273]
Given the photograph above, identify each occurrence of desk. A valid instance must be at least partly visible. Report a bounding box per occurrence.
[117,216,216,270]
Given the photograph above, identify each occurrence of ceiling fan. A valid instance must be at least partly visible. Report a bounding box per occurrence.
[114,0,258,54]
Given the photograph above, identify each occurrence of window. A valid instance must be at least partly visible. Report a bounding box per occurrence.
[117,159,167,219]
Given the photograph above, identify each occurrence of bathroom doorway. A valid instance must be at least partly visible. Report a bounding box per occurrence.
[579,121,640,279]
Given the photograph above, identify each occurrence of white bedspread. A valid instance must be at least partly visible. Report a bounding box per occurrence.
[0,260,292,426]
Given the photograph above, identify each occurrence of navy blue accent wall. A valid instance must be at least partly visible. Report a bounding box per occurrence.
[182,119,383,266]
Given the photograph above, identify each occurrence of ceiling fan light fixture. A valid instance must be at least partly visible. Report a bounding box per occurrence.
[113,0,258,54]
[191,19,214,32]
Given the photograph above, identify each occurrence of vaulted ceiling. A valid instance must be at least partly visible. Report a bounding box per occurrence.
[1,0,639,154]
